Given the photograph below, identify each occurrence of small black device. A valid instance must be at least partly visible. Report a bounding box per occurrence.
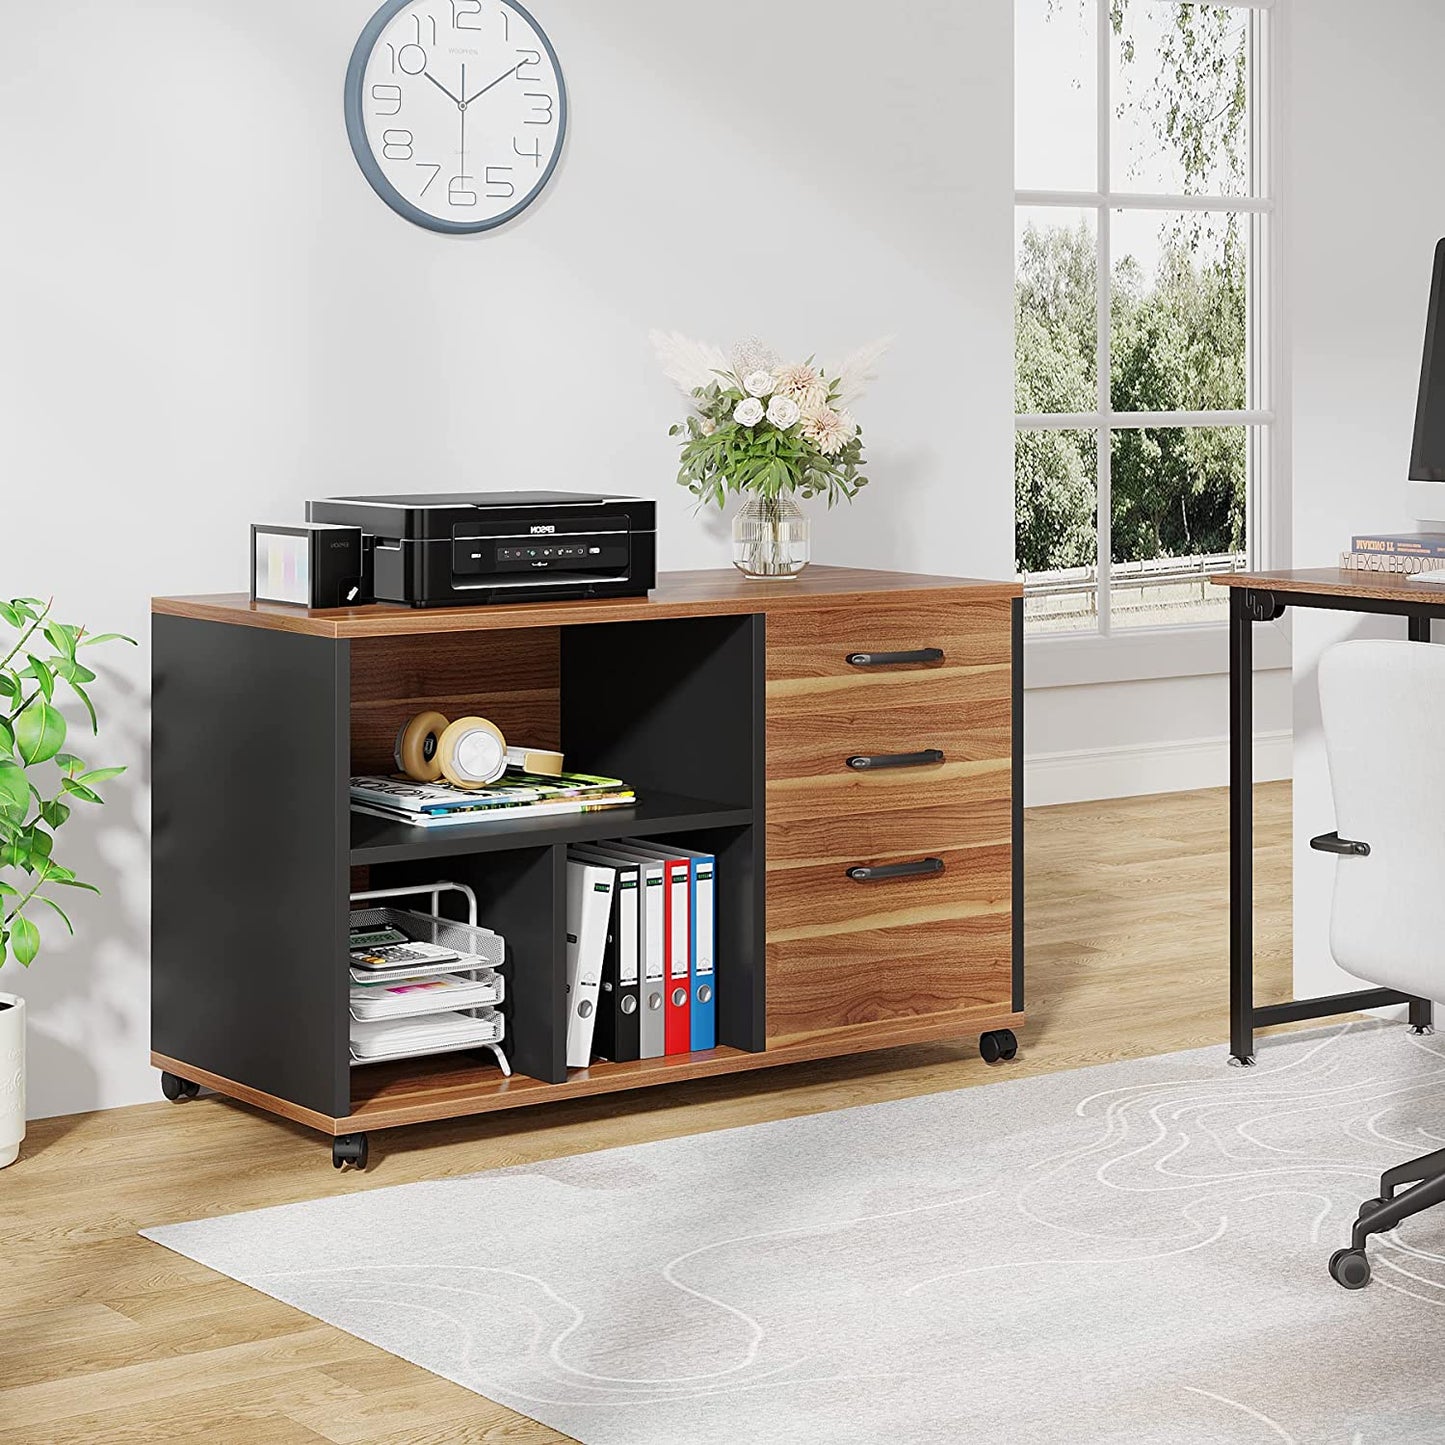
[250,523,369,610]
[1411,238,1445,482]
[305,491,656,607]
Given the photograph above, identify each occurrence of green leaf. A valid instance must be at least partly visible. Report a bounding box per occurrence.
[38,800,70,830]
[53,753,85,775]
[0,881,15,897]
[52,658,97,687]
[15,701,66,765]
[43,623,76,660]
[0,602,19,628]
[69,679,98,734]
[10,914,38,966]
[22,655,54,700]
[0,673,17,701]
[36,860,74,884]
[36,896,73,934]
[0,761,28,813]
[60,779,102,804]
[77,632,136,649]
[0,720,12,759]
[77,766,125,787]
[54,877,99,894]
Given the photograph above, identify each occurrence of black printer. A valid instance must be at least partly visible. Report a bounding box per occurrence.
[306,492,656,608]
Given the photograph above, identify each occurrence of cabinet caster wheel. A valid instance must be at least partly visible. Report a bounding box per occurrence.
[1357,1196,1387,1222]
[1329,1248,1371,1289]
[979,1029,1019,1065]
[160,1071,200,1102]
[332,1134,369,1171]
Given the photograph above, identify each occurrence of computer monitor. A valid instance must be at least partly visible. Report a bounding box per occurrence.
[1410,238,1445,482]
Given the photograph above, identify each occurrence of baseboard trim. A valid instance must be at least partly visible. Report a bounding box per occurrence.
[1025,729,1292,807]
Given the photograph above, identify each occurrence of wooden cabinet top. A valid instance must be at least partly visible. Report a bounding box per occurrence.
[153,566,1023,639]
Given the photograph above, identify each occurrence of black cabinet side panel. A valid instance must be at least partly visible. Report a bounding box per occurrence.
[152,615,349,1117]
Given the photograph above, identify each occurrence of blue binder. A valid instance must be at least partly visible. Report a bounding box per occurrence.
[670,846,716,1052]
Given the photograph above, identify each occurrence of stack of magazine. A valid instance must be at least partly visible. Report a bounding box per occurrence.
[350,770,637,829]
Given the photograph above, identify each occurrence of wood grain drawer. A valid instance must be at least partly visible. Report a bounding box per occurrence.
[765,833,1013,1045]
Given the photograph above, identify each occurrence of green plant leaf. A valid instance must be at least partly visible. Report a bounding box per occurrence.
[36,896,73,934]
[68,679,98,734]
[16,701,66,765]
[53,753,85,775]
[54,877,99,894]
[22,655,55,701]
[0,719,12,758]
[60,779,102,804]
[43,623,76,660]
[77,766,125,787]
[51,658,97,687]
[77,632,136,648]
[0,674,17,702]
[38,800,69,829]
[0,760,28,813]
[10,914,39,966]
[0,602,19,628]
[0,881,15,897]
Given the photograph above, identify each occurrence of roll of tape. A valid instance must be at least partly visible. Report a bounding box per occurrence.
[394,710,450,783]
[436,716,508,790]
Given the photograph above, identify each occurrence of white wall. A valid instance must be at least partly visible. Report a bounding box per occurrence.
[1289,0,1445,1001]
[0,0,1015,1118]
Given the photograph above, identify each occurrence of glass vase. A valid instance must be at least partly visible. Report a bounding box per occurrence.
[732,494,810,580]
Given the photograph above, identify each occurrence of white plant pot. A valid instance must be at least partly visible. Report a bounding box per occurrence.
[0,993,24,1169]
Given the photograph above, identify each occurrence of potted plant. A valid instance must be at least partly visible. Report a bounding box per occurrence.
[0,596,132,1168]
[652,332,888,579]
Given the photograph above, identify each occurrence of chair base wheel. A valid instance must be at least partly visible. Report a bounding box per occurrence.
[332,1134,369,1171]
[979,1029,1019,1065]
[1329,1248,1371,1289]
[160,1071,200,1102]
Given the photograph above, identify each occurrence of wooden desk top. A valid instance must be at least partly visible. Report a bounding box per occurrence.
[153,566,1023,640]
[1211,566,1445,606]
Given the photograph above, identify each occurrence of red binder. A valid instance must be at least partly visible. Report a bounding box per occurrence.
[659,853,692,1054]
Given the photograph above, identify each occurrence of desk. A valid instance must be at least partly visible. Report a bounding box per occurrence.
[1213,568,1438,1063]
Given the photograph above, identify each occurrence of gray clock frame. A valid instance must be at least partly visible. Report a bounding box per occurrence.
[344,0,568,235]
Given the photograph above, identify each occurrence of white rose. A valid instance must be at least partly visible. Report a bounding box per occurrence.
[744,370,776,398]
[734,397,765,426]
[766,395,801,429]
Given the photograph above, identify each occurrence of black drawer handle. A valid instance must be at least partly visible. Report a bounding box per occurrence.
[847,857,946,883]
[846,648,945,668]
[847,749,945,771]
[1310,831,1371,858]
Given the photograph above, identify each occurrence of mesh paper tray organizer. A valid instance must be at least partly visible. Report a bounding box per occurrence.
[348,882,511,1075]
[350,1008,506,1063]
[350,970,505,1021]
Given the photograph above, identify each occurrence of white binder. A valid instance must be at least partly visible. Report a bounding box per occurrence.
[564,860,613,1068]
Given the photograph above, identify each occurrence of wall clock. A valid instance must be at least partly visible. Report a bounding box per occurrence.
[344,0,567,234]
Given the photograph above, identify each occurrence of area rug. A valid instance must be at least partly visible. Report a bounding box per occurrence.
[142,1022,1445,1444]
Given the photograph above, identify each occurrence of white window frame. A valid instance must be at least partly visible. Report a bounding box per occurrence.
[1017,0,1290,688]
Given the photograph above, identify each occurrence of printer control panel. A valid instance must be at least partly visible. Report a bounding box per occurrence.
[452,529,631,584]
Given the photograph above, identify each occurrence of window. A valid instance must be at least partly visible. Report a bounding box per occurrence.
[1015,0,1275,635]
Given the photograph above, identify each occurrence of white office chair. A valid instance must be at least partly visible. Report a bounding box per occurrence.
[1317,638,1445,1289]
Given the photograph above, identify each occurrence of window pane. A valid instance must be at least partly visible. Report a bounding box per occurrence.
[1016,208,1098,414]
[1110,210,1248,414]
[1110,1,1254,196]
[1109,426,1250,630]
[1018,428,1100,634]
[1015,0,1096,191]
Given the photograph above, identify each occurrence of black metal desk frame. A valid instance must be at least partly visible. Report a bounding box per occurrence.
[1230,584,1437,1064]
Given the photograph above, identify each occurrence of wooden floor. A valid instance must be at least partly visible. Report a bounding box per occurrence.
[1,784,1294,1444]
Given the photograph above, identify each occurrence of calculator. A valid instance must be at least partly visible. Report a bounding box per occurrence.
[349,926,458,972]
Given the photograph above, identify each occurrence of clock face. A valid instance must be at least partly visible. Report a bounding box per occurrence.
[344,0,567,234]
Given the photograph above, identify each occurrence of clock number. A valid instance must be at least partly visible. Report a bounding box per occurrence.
[515,48,543,82]
[397,43,427,75]
[513,135,544,167]
[449,175,477,207]
[416,162,442,196]
[524,93,555,126]
[382,129,414,161]
[371,84,402,117]
[486,166,515,199]
[450,0,483,30]
[498,9,510,40]
[412,12,437,45]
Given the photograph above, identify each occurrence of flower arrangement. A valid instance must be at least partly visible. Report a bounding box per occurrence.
[651,333,888,512]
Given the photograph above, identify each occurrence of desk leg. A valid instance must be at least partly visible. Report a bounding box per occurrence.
[1408,613,1436,1035]
[1229,588,1255,1065]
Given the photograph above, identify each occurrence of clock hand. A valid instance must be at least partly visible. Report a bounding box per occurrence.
[422,69,464,107]
[463,62,522,106]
